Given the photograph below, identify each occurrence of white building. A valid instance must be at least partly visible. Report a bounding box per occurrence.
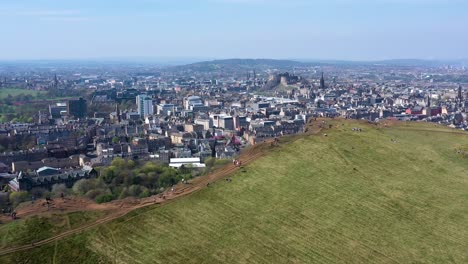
[169,158,205,168]
[184,96,203,110]
[137,95,154,117]
[157,104,175,116]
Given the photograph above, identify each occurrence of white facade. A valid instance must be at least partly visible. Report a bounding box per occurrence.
[158,104,175,116]
[137,95,154,117]
[169,157,205,168]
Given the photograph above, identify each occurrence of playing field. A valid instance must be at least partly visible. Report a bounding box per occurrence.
[0,88,46,99]
[2,120,468,263]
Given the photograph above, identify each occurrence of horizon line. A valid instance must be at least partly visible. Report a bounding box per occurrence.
[0,57,467,64]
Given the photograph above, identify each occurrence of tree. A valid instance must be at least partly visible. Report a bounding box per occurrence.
[158,167,178,187]
[111,157,126,169]
[128,185,143,197]
[72,179,94,195]
[9,191,30,207]
[119,187,130,199]
[126,185,149,198]
[30,187,48,199]
[127,160,136,169]
[85,189,109,200]
[179,164,190,175]
[95,193,114,204]
[101,166,117,184]
[140,189,151,198]
[139,161,160,174]
[51,184,67,197]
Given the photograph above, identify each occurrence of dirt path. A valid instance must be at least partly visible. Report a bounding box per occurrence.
[0,139,276,256]
[0,197,119,223]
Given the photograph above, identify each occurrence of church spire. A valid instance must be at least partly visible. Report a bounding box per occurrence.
[116,103,121,123]
[54,74,58,88]
[458,84,463,101]
[320,72,325,89]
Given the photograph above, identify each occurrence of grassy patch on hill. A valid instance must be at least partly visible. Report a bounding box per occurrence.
[0,88,46,99]
[2,120,468,263]
[0,211,105,249]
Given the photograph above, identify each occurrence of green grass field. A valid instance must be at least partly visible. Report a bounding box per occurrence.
[1,120,468,263]
[0,88,46,99]
[0,211,105,249]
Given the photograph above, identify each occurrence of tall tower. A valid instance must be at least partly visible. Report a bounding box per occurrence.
[320,72,325,89]
[54,74,58,88]
[116,103,121,123]
[136,94,154,117]
[458,85,463,101]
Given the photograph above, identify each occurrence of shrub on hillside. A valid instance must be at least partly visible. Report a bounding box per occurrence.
[51,184,67,197]
[95,193,114,204]
[85,188,110,200]
[9,191,30,207]
[72,179,94,195]
[119,187,130,199]
[111,157,126,169]
[101,166,117,184]
[66,159,194,202]
[139,189,151,198]
[128,184,146,197]
[30,187,49,199]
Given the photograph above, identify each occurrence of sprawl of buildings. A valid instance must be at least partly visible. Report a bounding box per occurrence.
[1,60,467,192]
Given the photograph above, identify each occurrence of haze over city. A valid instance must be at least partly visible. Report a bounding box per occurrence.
[1,0,467,61]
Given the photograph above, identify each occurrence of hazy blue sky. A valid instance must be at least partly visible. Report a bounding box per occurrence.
[0,0,467,61]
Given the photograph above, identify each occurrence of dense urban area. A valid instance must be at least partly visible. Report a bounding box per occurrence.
[0,59,467,212]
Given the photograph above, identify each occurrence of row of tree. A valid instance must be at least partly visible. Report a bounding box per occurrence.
[8,158,198,207]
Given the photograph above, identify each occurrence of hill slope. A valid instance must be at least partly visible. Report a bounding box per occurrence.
[2,120,468,264]
[170,59,317,72]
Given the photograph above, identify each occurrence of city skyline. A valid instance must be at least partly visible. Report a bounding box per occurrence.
[0,0,467,61]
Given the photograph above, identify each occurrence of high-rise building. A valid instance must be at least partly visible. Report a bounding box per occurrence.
[136,94,154,117]
[67,98,87,118]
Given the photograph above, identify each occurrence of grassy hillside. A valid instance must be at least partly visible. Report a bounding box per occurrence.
[2,120,468,263]
[0,88,46,99]
[0,211,105,248]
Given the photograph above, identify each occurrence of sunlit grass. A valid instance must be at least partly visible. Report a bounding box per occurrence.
[2,120,468,263]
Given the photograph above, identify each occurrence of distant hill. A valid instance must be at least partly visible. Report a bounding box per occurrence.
[2,120,468,263]
[302,59,465,67]
[370,59,446,67]
[170,59,319,72]
[169,58,468,72]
